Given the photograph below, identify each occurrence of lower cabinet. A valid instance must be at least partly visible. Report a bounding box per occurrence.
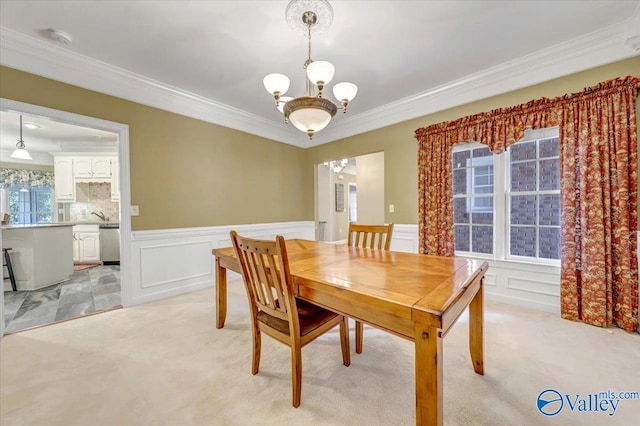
[73,225,100,262]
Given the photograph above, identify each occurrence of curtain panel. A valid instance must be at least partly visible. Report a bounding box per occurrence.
[415,76,640,332]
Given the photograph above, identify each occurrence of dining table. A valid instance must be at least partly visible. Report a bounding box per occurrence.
[212,239,488,426]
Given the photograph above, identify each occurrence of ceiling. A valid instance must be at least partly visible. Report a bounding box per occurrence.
[1,1,639,149]
[0,111,118,165]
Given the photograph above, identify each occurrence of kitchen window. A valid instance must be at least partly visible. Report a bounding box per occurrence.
[452,128,561,263]
[6,185,53,224]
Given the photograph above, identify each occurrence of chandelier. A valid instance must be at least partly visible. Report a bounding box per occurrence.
[263,0,357,140]
[324,158,348,173]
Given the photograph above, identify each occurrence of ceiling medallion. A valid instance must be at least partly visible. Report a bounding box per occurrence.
[263,0,357,140]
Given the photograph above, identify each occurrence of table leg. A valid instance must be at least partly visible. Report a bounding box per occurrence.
[415,323,443,426]
[468,279,484,375]
[216,256,227,329]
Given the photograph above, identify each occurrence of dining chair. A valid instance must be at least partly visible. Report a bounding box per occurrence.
[230,231,351,408]
[347,222,394,354]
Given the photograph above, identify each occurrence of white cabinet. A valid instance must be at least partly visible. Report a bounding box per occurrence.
[54,157,75,202]
[73,225,100,262]
[53,154,119,203]
[74,157,112,179]
[111,158,120,201]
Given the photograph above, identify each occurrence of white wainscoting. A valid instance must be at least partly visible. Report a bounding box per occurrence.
[128,221,314,306]
[128,221,561,314]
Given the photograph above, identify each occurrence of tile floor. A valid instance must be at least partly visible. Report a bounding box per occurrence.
[3,265,121,334]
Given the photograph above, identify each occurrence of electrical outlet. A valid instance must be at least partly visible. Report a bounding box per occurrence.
[130,205,140,216]
[389,204,395,213]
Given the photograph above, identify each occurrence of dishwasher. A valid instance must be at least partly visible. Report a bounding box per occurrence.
[99,223,120,264]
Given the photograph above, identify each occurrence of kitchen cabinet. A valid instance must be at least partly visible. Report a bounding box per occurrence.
[54,157,75,202]
[73,224,100,262]
[53,154,118,203]
[74,157,112,179]
[111,158,120,201]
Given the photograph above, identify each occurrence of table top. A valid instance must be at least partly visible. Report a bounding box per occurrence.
[214,239,488,337]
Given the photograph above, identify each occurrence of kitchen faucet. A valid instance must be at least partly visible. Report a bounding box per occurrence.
[91,211,108,221]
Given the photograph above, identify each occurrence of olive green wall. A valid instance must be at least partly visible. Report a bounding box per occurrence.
[2,56,639,231]
[0,66,311,231]
[304,56,640,224]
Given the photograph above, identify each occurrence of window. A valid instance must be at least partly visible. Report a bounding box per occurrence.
[452,128,560,263]
[7,186,53,225]
[452,146,494,254]
[508,137,560,260]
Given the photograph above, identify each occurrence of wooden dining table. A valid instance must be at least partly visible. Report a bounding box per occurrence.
[212,239,488,426]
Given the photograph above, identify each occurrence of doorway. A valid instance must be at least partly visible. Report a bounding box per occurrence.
[0,98,131,336]
[315,151,384,243]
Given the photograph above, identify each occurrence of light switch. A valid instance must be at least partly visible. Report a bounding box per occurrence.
[389,204,395,213]
[131,205,140,216]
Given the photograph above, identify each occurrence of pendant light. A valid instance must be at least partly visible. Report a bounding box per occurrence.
[10,115,33,161]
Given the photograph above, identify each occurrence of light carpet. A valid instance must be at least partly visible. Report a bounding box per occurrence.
[1,280,639,425]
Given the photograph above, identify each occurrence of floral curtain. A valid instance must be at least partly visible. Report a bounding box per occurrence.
[559,79,639,331]
[0,168,55,188]
[415,76,639,332]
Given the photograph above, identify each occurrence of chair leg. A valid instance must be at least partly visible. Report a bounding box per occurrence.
[355,320,364,354]
[340,316,351,366]
[251,328,261,375]
[291,346,302,408]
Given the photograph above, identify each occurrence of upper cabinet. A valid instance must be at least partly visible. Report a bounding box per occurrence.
[74,157,112,180]
[54,157,75,202]
[53,154,118,203]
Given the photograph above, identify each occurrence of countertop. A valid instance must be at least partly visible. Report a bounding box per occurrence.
[2,222,119,230]
[2,223,75,230]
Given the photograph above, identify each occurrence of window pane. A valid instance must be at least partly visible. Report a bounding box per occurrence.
[511,195,536,225]
[539,227,560,259]
[472,226,493,254]
[453,198,470,223]
[452,150,470,169]
[472,146,492,158]
[472,195,493,213]
[453,169,467,195]
[539,137,559,158]
[539,159,560,191]
[510,226,536,257]
[510,141,536,161]
[511,161,536,191]
[539,194,560,226]
[455,225,470,251]
[472,210,493,225]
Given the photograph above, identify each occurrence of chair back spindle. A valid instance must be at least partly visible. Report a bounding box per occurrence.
[347,223,394,250]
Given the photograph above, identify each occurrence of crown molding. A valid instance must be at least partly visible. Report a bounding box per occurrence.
[1,19,638,149]
[0,28,305,148]
[308,20,639,146]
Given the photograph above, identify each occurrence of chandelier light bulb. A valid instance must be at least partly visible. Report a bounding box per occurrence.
[306,61,335,88]
[333,82,358,102]
[263,73,290,96]
[277,96,294,113]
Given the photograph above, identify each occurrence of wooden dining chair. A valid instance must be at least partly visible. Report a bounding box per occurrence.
[347,222,394,354]
[230,231,351,408]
